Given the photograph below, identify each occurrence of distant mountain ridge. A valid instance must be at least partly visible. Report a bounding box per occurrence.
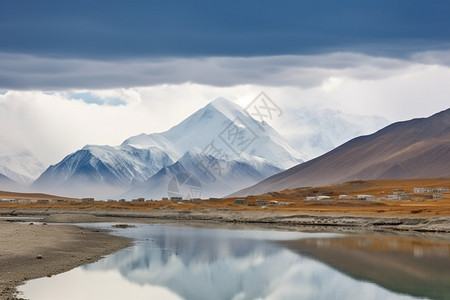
[232,108,450,197]
[0,143,45,190]
[123,149,282,199]
[34,98,302,198]
[280,107,388,160]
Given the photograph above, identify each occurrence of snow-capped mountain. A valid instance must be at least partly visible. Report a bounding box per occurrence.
[0,136,46,189]
[124,149,282,199]
[34,98,302,198]
[34,145,175,197]
[278,107,388,160]
[0,150,45,185]
[124,98,301,169]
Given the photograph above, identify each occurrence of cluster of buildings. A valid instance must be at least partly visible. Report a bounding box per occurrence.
[412,187,448,200]
[386,189,411,200]
[0,197,95,204]
[234,199,267,206]
[234,199,295,207]
[306,194,378,201]
[305,186,449,202]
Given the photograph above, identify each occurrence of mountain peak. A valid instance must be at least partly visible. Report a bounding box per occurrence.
[206,97,245,120]
[209,97,237,107]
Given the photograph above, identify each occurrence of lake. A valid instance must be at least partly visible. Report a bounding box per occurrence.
[18,223,450,300]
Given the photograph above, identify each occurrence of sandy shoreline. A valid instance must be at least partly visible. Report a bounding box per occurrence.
[2,208,450,233]
[0,220,131,300]
[1,208,450,299]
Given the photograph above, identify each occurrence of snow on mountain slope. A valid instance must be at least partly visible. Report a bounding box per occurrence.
[33,145,174,197]
[124,149,282,199]
[0,139,45,185]
[278,107,389,160]
[121,133,181,160]
[126,97,302,169]
[0,166,31,186]
[82,145,174,184]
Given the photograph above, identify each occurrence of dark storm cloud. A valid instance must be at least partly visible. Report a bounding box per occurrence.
[1,0,450,59]
[2,0,450,90]
[0,52,412,90]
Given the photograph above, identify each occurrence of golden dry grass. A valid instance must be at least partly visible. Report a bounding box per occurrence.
[1,178,450,218]
[0,190,78,201]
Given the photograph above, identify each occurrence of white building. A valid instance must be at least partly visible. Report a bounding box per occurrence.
[414,187,449,194]
[414,188,426,194]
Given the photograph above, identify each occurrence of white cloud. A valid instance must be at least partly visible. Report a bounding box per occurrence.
[1,52,450,168]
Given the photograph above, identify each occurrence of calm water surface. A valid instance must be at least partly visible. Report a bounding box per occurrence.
[19,223,450,300]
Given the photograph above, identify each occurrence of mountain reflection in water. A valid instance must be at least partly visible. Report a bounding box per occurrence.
[19,224,433,300]
[283,233,450,300]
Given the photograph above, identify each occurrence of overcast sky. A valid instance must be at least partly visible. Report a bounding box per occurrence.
[1,1,450,165]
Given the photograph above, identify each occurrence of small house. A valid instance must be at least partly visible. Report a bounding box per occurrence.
[399,194,411,200]
[387,194,399,200]
[306,196,317,201]
[393,189,405,195]
[278,201,294,206]
[49,199,65,203]
[317,196,331,200]
[234,199,246,205]
[416,187,449,194]
[339,195,351,200]
[256,199,267,206]
[17,199,31,204]
[413,188,426,194]
[170,197,183,202]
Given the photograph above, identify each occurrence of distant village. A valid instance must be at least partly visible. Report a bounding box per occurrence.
[0,195,228,205]
[0,187,448,206]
